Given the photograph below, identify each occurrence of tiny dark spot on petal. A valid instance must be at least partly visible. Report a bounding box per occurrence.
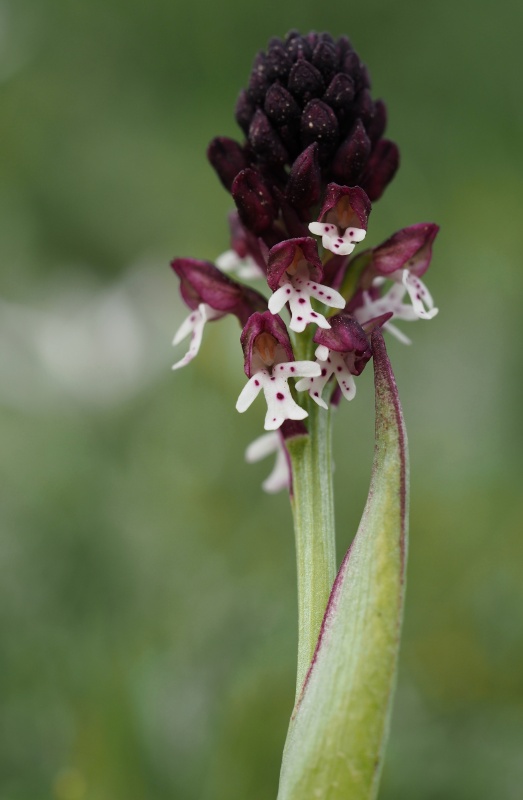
[276,392,285,400]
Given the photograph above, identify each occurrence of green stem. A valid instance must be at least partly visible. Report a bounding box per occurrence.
[287,401,337,695]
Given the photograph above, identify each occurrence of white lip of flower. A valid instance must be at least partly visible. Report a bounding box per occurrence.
[245,432,290,493]
[215,249,264,280]
[353,271,438,346]
[398,269,438,320]
[268,267,345,333]
[172,302,222,370]
[295,344,357,408]
[308,222,367,256]
[236,360,321,431]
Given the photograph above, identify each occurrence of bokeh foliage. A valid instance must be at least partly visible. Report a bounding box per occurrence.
[1,1,523,798]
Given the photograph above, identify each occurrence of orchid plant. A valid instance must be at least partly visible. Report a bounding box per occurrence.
[171,30,438,800]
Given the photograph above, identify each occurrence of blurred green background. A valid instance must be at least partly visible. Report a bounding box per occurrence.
[1,1,523,798]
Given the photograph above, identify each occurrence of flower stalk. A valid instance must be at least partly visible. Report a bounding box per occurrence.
[287,401,336,693]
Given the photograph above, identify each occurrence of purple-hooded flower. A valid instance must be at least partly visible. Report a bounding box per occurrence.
[349,223,439,343]
[266,237,345,332]
[295,312,372,407]
[171,258,267,370]
[309,183,371,256]
[236,311,320,430]
[367,223,439,320]
[215,212,268,280]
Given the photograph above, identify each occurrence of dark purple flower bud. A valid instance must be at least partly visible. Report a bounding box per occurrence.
[323,73,355,113]
[332,119,372,184]
[286,143,322,209]
[207,137,248,192]
[266,41,292,81]
[312,40,338,81]
[232,168,278,235]
[171,258,267,324]
[285,30,313,61]
[300,99,339,156]
[248,109,288,166]
[314,312,372,376]
[266,237,323,291]
[241,311,294,377]
[355,89,375,128]
[370,223,440,278]
[235,89,256,135]
[360,139,400,201]
[366,99,387,144]
[342,50,366,88]
[264,83,301,126]
[288,59,325,104]
[248,52,270,104]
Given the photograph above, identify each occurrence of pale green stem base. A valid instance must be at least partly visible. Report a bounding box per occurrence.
[287,401,336,695]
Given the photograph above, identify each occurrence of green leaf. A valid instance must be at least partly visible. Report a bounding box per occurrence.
[277,330,409,800]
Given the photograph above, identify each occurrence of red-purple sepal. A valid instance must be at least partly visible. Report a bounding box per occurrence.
[314,312,372,375]
[171,258,267,325]
[360,139,400,201]
[317,183,372,231]
[207,137,248,192]
[266,237,323,292]
[232,168,278,235]
[286,143,322,210]
[240,311,294,377]
[332,120,371,185]
[370,223,439,278]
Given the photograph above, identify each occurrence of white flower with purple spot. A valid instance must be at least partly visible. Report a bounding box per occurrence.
[295,313,372,408]
[237,360,320,431]
[266,237,345,333]
[308,221,367,256]
[172,303,222,371]
[268,271,345,333]
[354,223,440,342]
[170,257,267,369]
[237,311,321,430]
[309,183,371,257]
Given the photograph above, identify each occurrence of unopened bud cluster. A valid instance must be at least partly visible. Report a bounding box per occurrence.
[171,31,439,491]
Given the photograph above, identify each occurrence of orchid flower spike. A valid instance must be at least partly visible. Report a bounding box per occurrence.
[266,237,345,332]
[236,311,320,430]
[309,183,371,256]
[171,258,266,370]
[296,312,373,407]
